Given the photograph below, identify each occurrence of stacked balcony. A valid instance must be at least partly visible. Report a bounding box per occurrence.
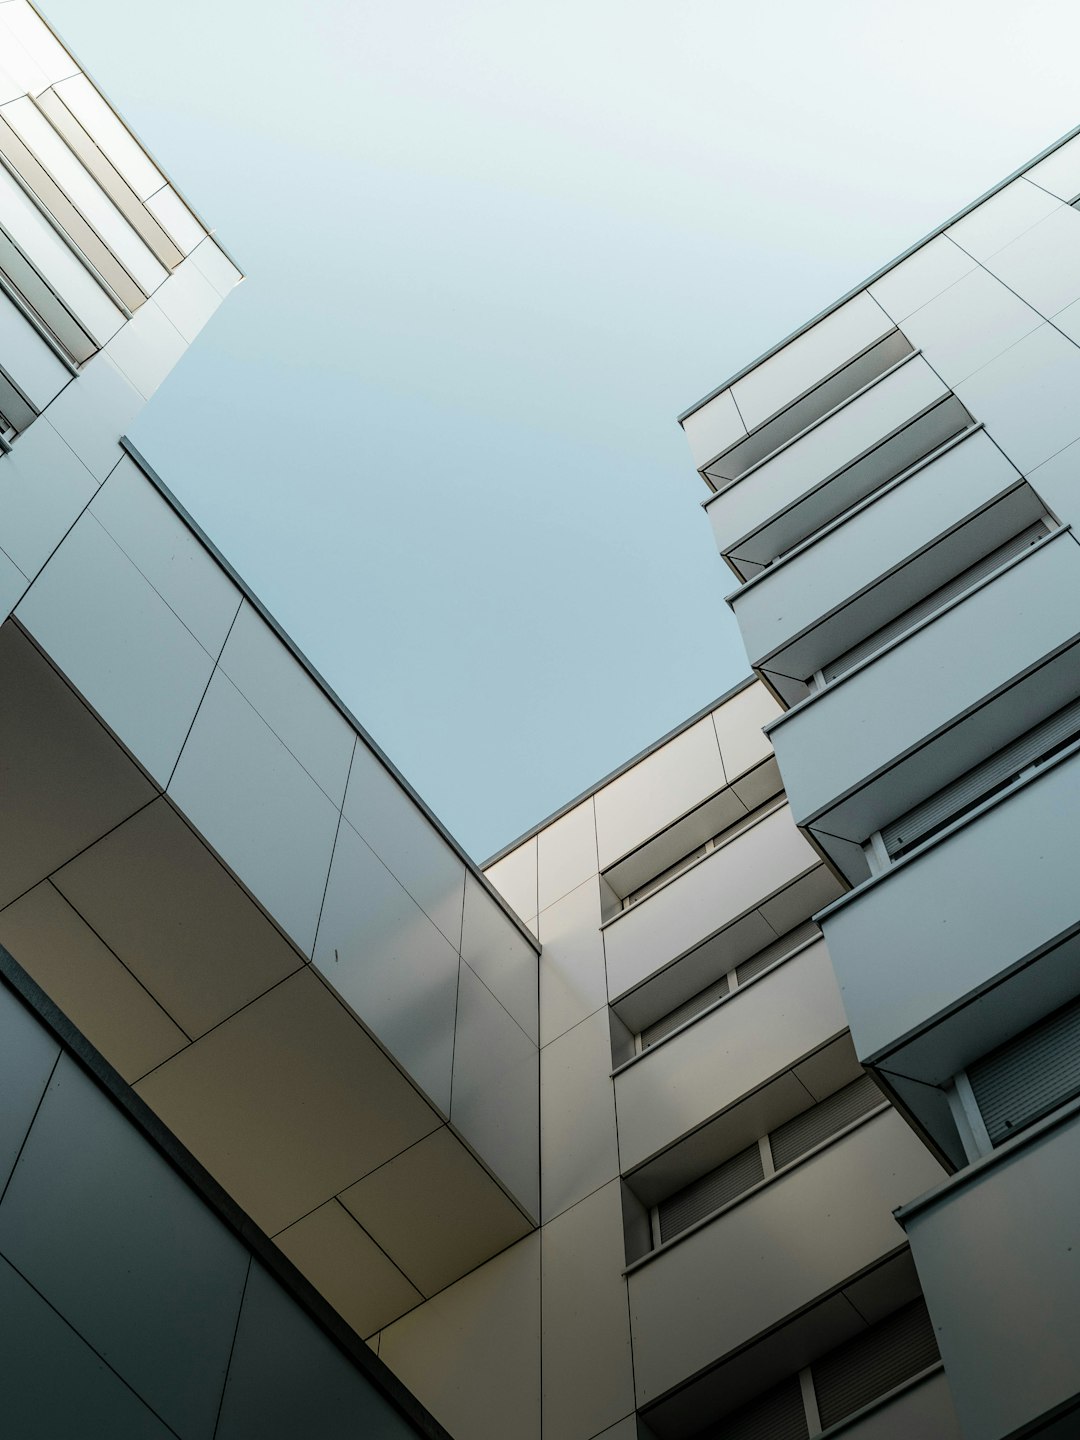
[684,152,1080,1439]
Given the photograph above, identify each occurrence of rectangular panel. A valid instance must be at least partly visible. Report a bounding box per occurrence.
[681,386,745,469]
[730,291,894,432]
[16,511,218,786]
[135,967,442,1235]
[897,266,1042,387]
[537,877,605,1047]
[0,224,95,361]
[615,938,847,1172]
[451,959,539,1220]
[462,870,538,1044]
[542,1182,635,1440]
[0,4,78,87]
[0,1054,249,1439]
[153,253,223,342]
[603,805,820,1001]
[219,600,354,807]
[957,322,1080,472]
[628,1110,944,1404]
[903,1110,1080,1440]
[537,798,598,912]
[104,296,187,399]
[594,716,726,870]
[90,454,239,654]
[868,235,977,323]
[380,1235,541,1440]
[484,835,538,924]
[1024,132,1080,202]
[145,185,205,254]
[945,177,1060,261]
[979,203,1080,318]
[41,350,142,480]
[344,737,467,948]
[540,1006,618,1222]
[312,816,459,1113]
[167,670,342,955]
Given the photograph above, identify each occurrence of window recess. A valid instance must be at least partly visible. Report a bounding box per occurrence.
[650,1074,882,1250]
[869,691,1080,864]
[963,993,1080,1149]
[635,920,818,1053]
[814,519,1051,688]
[693,1299,939,1439]
[610,792,787,917]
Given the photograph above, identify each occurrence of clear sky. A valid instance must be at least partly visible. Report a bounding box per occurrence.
[41,0,1080,859]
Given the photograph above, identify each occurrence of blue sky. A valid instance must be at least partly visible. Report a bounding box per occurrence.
[43,0,1080,858]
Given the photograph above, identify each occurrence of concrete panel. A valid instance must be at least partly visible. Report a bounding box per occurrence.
[135,967,442,1235]
[539,878,607,1047]
[0,881,187,1082]
[273,1200,422,1339]
[219,601,354,807]
[168,670,341,955]
[451,960,539,1220]
[904,1110,1080,1440]
[542,1182,635,1440]
[90,456,240,658]
[461,871,537,1044]
[380,1234,541,1440]
[16,512,217,785]
[541,1007,619,1222]
[594,716,726,870]
[537,799,598,912]
[339,1125,532,1298]
[52,797,302,1040]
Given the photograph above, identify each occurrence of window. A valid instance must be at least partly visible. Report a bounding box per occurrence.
[959,994,1080,1151]
[696,1300,940,1439]
[649,1074,883,1251]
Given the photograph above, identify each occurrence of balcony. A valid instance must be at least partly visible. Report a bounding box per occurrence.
[728,428,1035,705]
[703,353,969,579]
[899,1102,1080,1440]
[602,802,833,1007]
[614,936,850,1178]
[627,1107,944,1406]
[768,527,1080,879]
[818,742,1080,1156]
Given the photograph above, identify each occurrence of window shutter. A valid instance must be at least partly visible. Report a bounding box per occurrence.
[658,1144,764,1244]
[883,692,1080,859]
[769,1074,880,1171]
[968,994,1080,1145]
[812,1299,939,1430]
[711,1375,809,1440]
[641,974,729,1049]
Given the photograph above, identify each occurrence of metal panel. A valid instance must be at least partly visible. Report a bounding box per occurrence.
[713,1377,809,1440]
[945,177,1060,261]
[868,234,977,323]
[897,266,1043,387]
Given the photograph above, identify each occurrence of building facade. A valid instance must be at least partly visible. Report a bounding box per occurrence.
[0,3,1077,1437]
